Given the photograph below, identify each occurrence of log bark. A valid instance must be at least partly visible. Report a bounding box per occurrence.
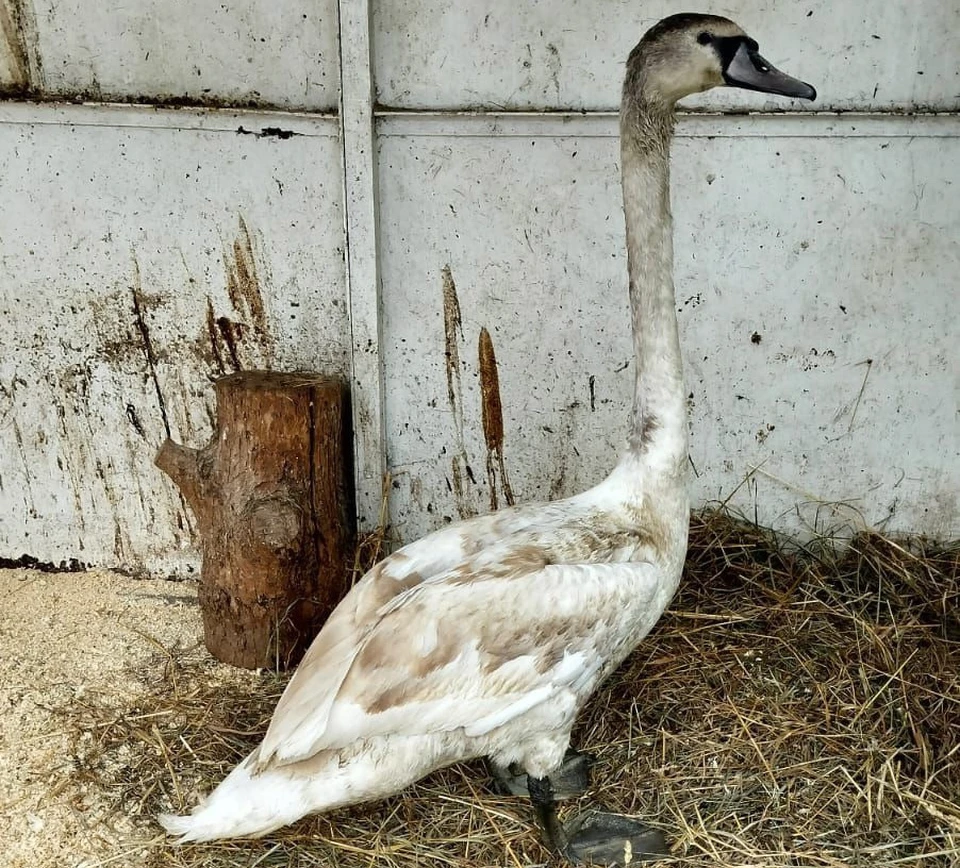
[156,371,354,669]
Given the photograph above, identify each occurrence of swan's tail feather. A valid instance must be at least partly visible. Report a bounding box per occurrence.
[157,811,234,844]
[158,754,310,843]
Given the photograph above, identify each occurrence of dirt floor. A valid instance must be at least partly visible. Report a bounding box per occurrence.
[0,568,208,868]
[1,517,958,868]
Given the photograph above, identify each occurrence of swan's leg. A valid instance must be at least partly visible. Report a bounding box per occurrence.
[527,774,570,854]
[527,773,668,866]
[489,749,594,799]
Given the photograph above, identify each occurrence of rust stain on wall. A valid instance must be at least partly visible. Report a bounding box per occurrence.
[224,216,273,357]
[441,264,463,414]
[441,265,475,519]
[205,217,275,372]
[86,241,266,384]
[0,0,41,94]
[216,317,244,370]
[478,327,515,510]
[205,297,227,374]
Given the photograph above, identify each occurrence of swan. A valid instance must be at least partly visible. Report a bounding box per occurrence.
[160,12,814,865]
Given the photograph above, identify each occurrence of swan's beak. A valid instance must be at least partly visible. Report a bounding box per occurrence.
[723,42,816,101]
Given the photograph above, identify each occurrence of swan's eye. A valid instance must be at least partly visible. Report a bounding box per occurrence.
[697,32,713,45]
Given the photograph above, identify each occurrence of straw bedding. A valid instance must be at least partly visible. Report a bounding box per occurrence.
[60,510,959,867]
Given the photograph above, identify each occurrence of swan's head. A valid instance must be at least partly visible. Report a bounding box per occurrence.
[626,13,816,105]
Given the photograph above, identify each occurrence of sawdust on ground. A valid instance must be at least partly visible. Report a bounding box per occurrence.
[0,568,211,868]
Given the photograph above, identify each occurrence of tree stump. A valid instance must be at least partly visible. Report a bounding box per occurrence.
[155,371,355,670]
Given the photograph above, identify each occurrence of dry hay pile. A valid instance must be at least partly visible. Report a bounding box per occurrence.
[62,511,959,867]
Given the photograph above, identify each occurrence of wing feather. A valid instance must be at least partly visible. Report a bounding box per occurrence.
[256,505,567,766]
[255,514,517,764]
[257,560,663,769]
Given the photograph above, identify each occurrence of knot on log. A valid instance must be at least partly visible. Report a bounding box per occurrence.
[243,494,303,554]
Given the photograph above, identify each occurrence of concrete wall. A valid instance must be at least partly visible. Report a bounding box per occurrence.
[1,1,956,574]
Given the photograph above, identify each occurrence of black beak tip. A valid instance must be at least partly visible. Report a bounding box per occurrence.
[801,83,817,101]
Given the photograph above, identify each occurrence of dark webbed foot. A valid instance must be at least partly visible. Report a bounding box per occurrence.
[564,811,669,865]
[526,771,668,866]
[489,749,595,799]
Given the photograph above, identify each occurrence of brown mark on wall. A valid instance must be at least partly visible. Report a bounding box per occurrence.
[442,265,463,415]
[478,327,515,510]
[52,371,92,536]
[441,265,475,519]
[548,400,582,501]
[216,315,244,370]
[0,0,42,95]
[205,297,227,374]
[10,416,35,514]
[130,256,172,439]
[226,217,271,345]
[206,217,274,372]
[549,461,566,501]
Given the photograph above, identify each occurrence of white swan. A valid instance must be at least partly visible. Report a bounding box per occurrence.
[161,12,814,864]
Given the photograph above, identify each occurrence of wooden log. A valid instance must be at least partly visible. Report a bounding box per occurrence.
[155,371,354,669]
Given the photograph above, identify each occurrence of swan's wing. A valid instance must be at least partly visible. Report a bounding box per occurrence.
[255,560,664,768]
[319,500,558,633]
[254,504,578,768]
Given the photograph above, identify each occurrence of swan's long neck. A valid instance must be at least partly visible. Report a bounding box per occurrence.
[619,93,688,472]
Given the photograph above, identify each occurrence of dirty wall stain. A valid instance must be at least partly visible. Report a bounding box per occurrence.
[6,217,281,567]
[478,327,515,511]
[0,0,42,94]
[94,232,274,552]
[130,256,172,439]
[441,265,476,519]
[442,264,464,420]
[225,216,273,356]
[205,297,228,374]
[209,216,275,371]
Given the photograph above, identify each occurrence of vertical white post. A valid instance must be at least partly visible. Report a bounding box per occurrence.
[337,0,386,532]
